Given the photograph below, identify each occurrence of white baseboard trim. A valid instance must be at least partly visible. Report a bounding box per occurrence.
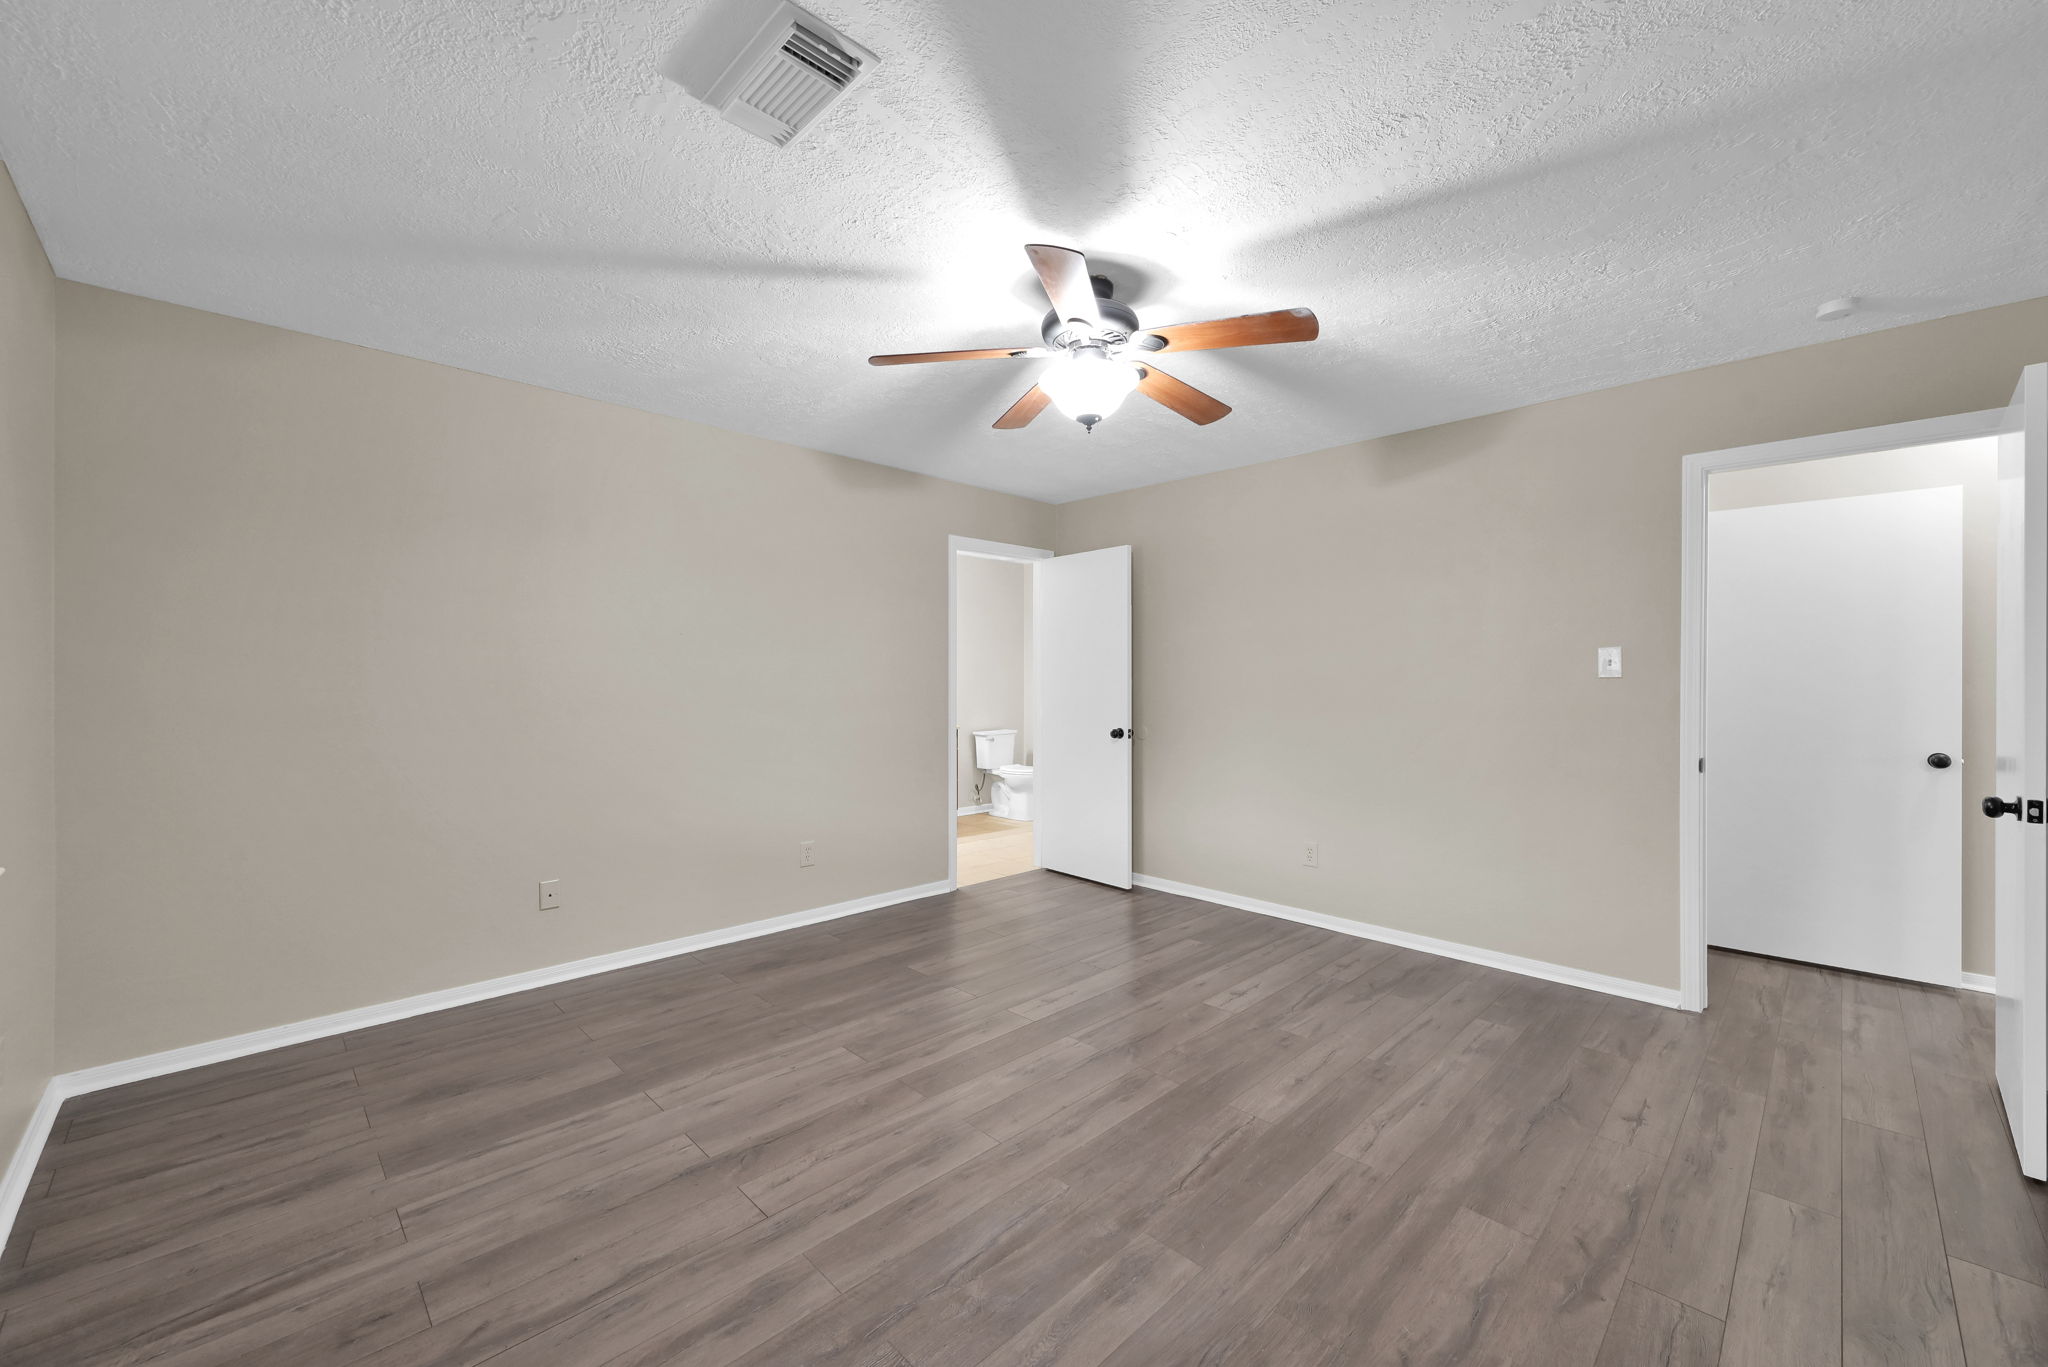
[1133,874,1683,1010]
[956,804,991,816]
[3,877,952,1248]
[0,1079,66,1255]
[1960,972,1996,995]
[1,875,953,1248]
[51,878,953,1103]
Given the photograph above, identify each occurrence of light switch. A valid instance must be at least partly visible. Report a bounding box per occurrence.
[1597,647,1622,678]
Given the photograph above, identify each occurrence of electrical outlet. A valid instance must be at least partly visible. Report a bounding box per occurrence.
[798,840,816,869]
[538,879,561,911]
[1303,842,1319,868]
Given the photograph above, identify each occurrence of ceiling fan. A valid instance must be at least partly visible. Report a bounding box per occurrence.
[868,244,1319,432]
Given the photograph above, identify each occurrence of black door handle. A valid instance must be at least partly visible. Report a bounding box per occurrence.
[1927,753,1953,769]
[1109,727,1126,740]
[1984,796,2022,819]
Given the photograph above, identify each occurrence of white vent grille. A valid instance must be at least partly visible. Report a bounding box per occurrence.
[704,3,877,147]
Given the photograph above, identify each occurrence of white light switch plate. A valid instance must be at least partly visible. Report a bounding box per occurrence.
[538,879,561,911]
[1598,646,1622,678]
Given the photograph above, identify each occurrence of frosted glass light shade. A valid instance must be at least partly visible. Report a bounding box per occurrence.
[1040,348,1139,427]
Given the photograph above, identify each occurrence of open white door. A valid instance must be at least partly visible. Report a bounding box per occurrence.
[1034,546,1132,888]
[1707,488,1963,985]
[1992,362,2047,1180]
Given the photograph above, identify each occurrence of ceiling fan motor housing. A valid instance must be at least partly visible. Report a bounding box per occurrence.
[1041,295,1140,351]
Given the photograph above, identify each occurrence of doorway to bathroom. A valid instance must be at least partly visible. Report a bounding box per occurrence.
[951,538,1046,887]
[947,534,1135,891]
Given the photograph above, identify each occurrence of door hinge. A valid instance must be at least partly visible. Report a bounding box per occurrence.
[1697,757,1706,774]
[2030,799,2045,825]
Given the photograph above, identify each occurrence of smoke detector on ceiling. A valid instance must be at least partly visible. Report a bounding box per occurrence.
[702,2,877,147]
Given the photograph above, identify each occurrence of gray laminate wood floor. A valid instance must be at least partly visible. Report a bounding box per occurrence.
[4,872,2046,1365]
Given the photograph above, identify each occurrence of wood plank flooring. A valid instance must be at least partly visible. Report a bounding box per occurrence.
[955,814,1035,887]
[2,872,2043,1365]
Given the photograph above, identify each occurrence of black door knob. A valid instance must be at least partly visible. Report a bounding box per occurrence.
[1109,727,1126,740]
[1927,753,1953,769]
[1984,796,2022,819]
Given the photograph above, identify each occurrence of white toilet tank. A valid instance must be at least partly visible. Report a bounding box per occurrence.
[972,729,1017,768]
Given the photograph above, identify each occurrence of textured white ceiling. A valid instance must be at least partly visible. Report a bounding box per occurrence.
[2,1,2045,502]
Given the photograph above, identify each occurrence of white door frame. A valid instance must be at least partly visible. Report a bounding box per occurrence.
[947,535,1053,889]
[1678,406,2014,1012]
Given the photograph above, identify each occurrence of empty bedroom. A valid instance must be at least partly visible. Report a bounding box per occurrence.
[2,2,2046,1365]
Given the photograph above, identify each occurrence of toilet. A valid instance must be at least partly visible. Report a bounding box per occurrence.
[992,763,1034,821]
[971,729,1034,822]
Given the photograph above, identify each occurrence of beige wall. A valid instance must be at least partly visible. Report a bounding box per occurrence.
[55,284,1053,1069]
[1712,439,1999,975]
[1057,296,2048,991]
[0,164,57,1159]
[33,271,2048,1071]
[956,555,1034,810]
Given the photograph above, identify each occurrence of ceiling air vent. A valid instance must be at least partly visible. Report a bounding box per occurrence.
[704,2,877,147]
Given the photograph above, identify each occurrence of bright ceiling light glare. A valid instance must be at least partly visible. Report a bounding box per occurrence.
[1040,346,1139,432]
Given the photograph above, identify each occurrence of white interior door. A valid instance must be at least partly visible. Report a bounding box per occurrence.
[1707,486,1963,985]
[1034,546,1132,889]
[1992,363,2047,1180]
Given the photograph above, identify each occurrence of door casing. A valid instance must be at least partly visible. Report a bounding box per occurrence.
[947,536,1053,890]
[1678,405,2015,1012]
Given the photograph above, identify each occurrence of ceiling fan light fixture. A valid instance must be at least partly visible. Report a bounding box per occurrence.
[1040,346,1139,430]
[866,243,1315,431]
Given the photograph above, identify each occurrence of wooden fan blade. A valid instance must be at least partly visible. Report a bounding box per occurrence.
[1143,308,1318,353]
[1136,363,1231,425]
[868,346,1047,366]
[1025,244,1100,329]
[993,385,1052,430]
